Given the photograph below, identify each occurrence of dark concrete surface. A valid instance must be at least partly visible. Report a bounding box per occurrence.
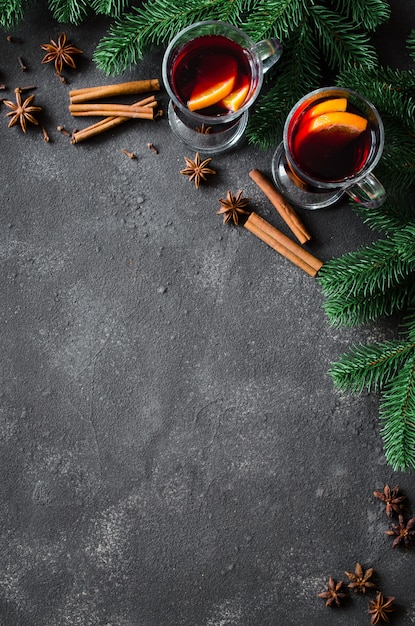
[0,3,414,625]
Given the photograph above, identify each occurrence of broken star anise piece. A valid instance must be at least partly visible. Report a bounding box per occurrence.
[385,514,415,548]
[373,484,407,517]
[180,152,216,189]
[368,592,395,625]
[345,563,377,593]
[217,190,250,225]
[3,87,42,132]
[41,33,83,75]
[317,576,347,607]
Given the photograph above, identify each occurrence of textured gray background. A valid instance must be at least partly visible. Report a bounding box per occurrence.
[1,2,415,625]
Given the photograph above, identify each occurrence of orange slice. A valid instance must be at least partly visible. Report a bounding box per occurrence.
[294,110,368,154]
[188,56,237,112]
[305,97,348,119]
[220,75,250,112]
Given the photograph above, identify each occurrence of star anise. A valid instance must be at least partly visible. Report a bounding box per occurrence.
[344,563,377,593]
[317,577,348,607]
[373,484,407,517]
[368,592,395,625]
[3,87,42,132]
[41,33,83,75]
[385,514,415,548]
[180,152,216,189]
[217,190,250,225]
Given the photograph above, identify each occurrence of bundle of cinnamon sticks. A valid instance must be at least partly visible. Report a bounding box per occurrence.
[245,168,323,277]
[68,79,161,144]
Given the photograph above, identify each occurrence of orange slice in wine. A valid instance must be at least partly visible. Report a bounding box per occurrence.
[305,97,348,118]
[294,111,368,154]
[187,56,237,112]
[220,75,250,112]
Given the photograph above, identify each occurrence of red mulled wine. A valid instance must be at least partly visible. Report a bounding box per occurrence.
[290,97,372,182]
[171,34,253,116]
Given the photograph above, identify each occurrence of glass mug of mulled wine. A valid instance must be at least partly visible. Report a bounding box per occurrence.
[272,87,386,210]
[162,20,282,153]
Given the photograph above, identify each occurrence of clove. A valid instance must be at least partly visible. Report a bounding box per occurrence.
[121,149,136,160]
[17,56,27,71]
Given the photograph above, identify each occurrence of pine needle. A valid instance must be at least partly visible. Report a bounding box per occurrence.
[330,340,415,393]
[48,0,90,24]
[380,357,415,470]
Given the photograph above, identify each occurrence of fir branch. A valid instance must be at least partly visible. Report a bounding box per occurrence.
[330,340,415,394]
[246,25,322,149]
[380,356,415,471]
[93,0,248,75]
[0,0,30,28]
[91,0,130,17]
[243,0,306,41]
[403,308,415,342]
[407,29,415,63]
[330,0,390,31]
[321,282,415,328]
[48,0,90,24]
[353,191,415,235]
[336,67,415,132]
[318,225,415,301]
[309,5,378,70]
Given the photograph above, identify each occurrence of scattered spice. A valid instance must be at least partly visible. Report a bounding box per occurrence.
[17,56,27,71]
[318,577,348,607]
[385,514,415,548]
[55,72,67,84]
[3,87,42,132]
[344,563,377,594]
[121,148,136,159]
[217,190,250,225]
[374,484,407,517]
[0,84,6,90]
[41,125,50,142]
[7,35,22,43]
[41,33,83,75]
[368,592,395,625]
[57,125,71,136]
[19,85,36,93]
[147,142,158,154]
[180,152,216,189]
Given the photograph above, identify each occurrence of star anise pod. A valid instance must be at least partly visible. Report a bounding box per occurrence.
[368,592,395,625]
[373,484,407,517]
[41,33,83,75]
[180,152,216,189]
[385,513,415,548]
[344,563,377,593]
[217,190,250,225]
[3,87,42,132]
[317,576,347,607]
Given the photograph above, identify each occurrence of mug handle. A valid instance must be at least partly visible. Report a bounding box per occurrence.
[251,39,283,73]
[345,172,386,209]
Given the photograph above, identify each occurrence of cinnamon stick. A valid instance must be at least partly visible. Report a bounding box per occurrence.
[69,105,155,119]
[69,79,160,103]
[244,212,323,277]
[249,169,311,244]
[71,116,122,143]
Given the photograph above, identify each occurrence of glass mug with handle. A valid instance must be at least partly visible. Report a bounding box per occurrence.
[272,87,386,210]
[162,20,282,154]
